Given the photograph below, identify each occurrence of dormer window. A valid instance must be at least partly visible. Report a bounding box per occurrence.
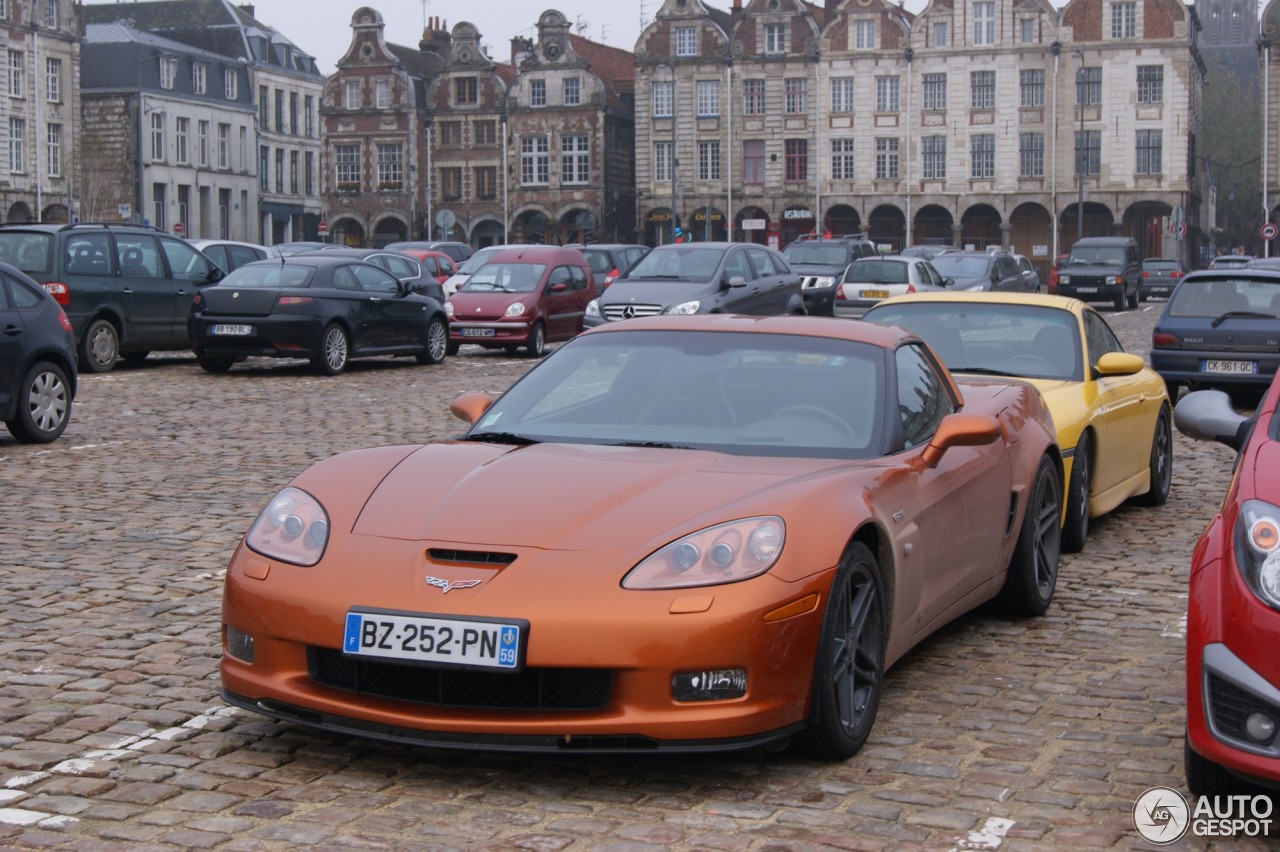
[764,23,786,54]
[160,56,177,90]
[676,26,697,56]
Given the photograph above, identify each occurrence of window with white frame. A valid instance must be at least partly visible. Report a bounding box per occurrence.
[45,57,59,102]
[150,112,165,161]
[765,23,786,54]
[652,80,673,117]
[785,78,806,113]
[46,123,61,176]
[784,139,807,182]
[654,140,673,182]
[1136,129,1162,174]
[160,56,177,90]
[831,77,854,113]
[175,117,189,164]
[973,2,995,45]
[562,134,589,184]
[1111,2,1137,38]
[875,137,898,180]
[217,122,229,168]
[875,76,899,113]
[345,79,360,109]
[698,140,721,181]
[193,62,206,94]
[377,143,402,186]
[922,136,945,179]
[1077,67,1101,105]
[1137,65,1163,103]
[1019,18,1036,43]
[854,19,875,49]
[224,68,237,99]
[0,1,8,19]
[375,78,391,109]
[531,78,546,107]
[45,0,57,28]
[197,120,209,166]
[744,79,765,115]
[8,117,23,171]
[1019,132,1043,177]
[831,138,855,180]
[335,143,360,186]
[304,95,314,136]
[970,134,995,178]
[676,26,697,56]
[741,139,763,183]
[8,50,23,97]
[1020,69,1044,107]
[521,135,549,184]
[970,70,995,109]
[933,22,947,47]
[696,80,719,116]
[564,76,580,106]
[922,73,946,111]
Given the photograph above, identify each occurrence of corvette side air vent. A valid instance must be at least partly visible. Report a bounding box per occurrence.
[427,548,517,566]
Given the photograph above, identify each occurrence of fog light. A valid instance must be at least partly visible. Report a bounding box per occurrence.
[225,625,255,663]
[671,668,747,702]
[1245,711,1277,744]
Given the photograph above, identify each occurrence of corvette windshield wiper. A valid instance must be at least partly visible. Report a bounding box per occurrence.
[461,432,540,445]
[952,366,1020,377]
[1211,311,1275,328]
[610,440,694,449]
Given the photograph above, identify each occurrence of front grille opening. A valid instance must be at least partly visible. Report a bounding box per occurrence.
[1208,674,1280,746]
[308,647,611,711]
[427,548,516,566]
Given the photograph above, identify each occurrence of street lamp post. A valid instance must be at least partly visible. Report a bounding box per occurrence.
[1074,50,1086,242]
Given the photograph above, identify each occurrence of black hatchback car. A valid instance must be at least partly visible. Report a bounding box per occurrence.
[0,223,224,373]
[1,261,77,443]
[583,242,805,327]
[188,255,450,375]
[295,247,445,303]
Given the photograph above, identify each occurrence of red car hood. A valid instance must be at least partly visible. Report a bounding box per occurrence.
[351,442,844,551]
[449,291,529,321]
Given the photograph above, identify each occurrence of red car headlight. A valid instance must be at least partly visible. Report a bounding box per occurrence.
[245,487,330,567]
[622,517,785,590]
[1235,499,1280,610]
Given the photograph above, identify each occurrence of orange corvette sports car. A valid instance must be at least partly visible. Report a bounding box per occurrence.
[220,315,1063,757]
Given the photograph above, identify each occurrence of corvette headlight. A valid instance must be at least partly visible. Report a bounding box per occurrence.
[622,517,785,590]
[245,487,330,567]
[504,302,527,318]
[666,300,701,316]
[1236,500,1280,610]
[586,299,601,318]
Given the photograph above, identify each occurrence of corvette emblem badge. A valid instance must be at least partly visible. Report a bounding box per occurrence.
[425,576,483,594]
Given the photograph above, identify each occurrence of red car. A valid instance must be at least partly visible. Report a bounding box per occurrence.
[445,246,595,357]
[395,248,457,284]
[1175,373,1280,797]
[1046,254,1067,294]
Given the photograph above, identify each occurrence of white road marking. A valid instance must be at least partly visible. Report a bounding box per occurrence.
[1162,612,1187,638]
[950,817,1016,851]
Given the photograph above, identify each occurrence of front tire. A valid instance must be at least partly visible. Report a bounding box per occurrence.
[416,316,448,365]
[1135,407,1173,506]
[78,318,120,373]
[195,351,235,374]
[794,542,886,759]
[525,322,546,358]
[5,361,71,443]
[995,455,1062,616]
[1062,433,1091,554]
[1127,287,1139,309]
[1113,290,1126,311]
[313,323,350,375]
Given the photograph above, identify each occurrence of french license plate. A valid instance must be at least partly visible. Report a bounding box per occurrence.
[1074,287,1098,294]
[861,289,889,299]
[343,609,524,670]
[211,324,253,336]
[1202,360,1258,375]
[460,327,496,338]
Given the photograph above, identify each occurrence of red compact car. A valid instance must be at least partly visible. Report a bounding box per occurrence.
[1174,372,1280,797]
[445,245,595,357]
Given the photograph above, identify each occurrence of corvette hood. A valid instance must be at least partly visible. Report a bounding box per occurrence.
[351,442,840,551]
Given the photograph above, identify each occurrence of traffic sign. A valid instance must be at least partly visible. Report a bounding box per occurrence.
[1262,222,1278,241]
[1168,222,1186,238]
[174,222,184,235]
[318,221,329,234]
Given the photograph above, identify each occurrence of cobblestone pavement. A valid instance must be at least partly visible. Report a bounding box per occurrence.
[0,304,1269,850]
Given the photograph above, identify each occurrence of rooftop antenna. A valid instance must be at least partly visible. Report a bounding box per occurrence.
[575,15,588,36]
[421,0,428,30]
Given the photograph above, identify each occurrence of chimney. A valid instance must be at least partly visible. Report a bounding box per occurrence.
[238,4,255,17]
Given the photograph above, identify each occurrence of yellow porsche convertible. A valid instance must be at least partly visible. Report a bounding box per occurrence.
[864,292,1171,552]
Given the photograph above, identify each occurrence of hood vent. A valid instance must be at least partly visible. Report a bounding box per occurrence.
[427,548,517,566]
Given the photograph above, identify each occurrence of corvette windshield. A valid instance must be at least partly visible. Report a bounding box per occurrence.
[865,302,1083,381]
[468,330,886,458]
